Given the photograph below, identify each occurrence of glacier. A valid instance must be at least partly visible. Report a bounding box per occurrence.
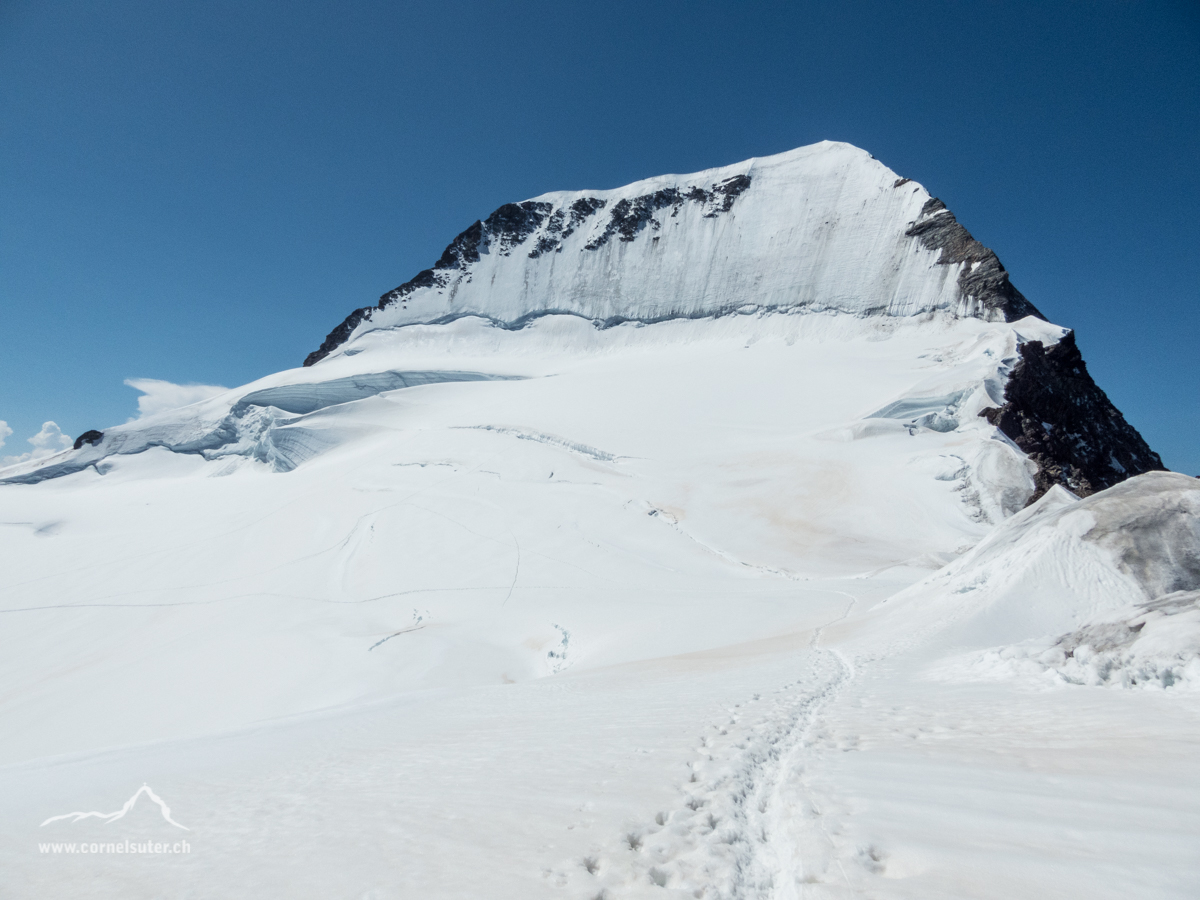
[0,141,1194,899]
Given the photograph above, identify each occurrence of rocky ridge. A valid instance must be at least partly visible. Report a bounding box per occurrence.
[981,332,1164,500]
[904,196,1043,324]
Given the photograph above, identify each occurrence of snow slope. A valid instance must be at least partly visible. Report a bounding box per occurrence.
[0,312,1051,760]
[304,142,1038,367]
[0,142,1194,899]
[887,471,1200,689]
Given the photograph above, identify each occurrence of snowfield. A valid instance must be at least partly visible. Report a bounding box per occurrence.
[1,143,1196,898]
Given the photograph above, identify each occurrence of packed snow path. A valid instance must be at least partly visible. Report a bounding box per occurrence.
[559,599,858,900]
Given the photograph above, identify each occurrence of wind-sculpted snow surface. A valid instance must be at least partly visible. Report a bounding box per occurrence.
[235,370,518,415]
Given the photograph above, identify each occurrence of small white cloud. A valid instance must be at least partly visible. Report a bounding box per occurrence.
[125,378,227,419]
[1,421,73,467]
[28,421,72,453]
[0,420,12,451]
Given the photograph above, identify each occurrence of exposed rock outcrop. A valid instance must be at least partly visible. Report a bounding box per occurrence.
[905,198,1044,323]
[981,332,1165,501]
[72,430,103,450]
[303,175,753,367]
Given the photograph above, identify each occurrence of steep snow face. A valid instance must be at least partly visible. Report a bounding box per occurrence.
[306,142,1038,366]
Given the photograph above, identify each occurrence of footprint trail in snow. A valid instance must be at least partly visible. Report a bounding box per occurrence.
[552,644,857,899]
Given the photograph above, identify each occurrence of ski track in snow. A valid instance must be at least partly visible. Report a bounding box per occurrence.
[557,594,860,899]
[366,624,426,652]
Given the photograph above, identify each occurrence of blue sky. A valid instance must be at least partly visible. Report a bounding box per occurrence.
[2,0,1197,472]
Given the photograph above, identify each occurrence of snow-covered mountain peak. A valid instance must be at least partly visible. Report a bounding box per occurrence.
[305,141,1040,366]
[2,143,1161,504]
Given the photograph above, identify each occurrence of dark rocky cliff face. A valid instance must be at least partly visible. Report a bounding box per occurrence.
[905,195,1165,500]
[981,332,1165,502]
[905,197,1044,323]
[303,306,377,368]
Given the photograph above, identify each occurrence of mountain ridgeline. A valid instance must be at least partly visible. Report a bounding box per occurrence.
[301,143,1161,499]
[302,174,755,369]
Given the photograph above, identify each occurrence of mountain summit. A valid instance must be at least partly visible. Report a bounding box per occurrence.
[306,142,1039,367]
[305,141,1160,498]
